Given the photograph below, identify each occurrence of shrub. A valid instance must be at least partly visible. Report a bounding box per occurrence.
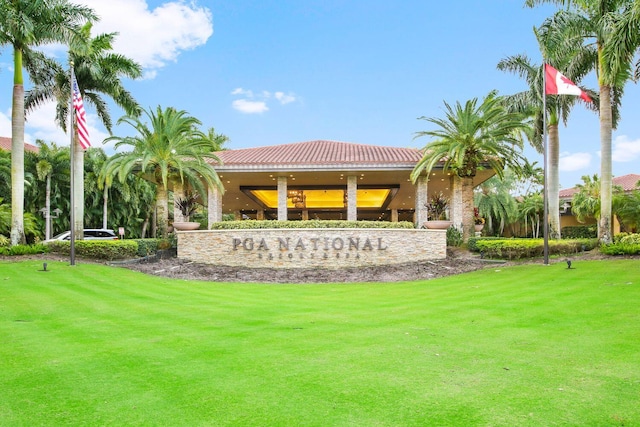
[0,235,9,247]
[446,226,463,247]
[208,220,416,230]
[600,243,640,256]
[561,225,597,239]
[0,243,49,256]
[619,233,640,245]
[48,240,138,260]
[471,238,598,260]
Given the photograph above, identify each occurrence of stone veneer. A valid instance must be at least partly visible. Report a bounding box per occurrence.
[177,228,446,269]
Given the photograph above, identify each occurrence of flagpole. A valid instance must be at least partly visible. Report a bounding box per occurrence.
[69,61,76,266]
[542,64,549,265]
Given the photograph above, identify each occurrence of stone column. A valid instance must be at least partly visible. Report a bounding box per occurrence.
[277,176,288,221]
[450,175,463,231]
[415,175,428,227]
[347,175,357,221]
[207,185,222,227]
[391,209,398,223]
[257,210,265,220]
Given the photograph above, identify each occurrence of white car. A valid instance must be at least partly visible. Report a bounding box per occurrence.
[45,229,119,242]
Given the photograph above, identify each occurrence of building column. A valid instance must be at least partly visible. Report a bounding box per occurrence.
[257,210,265,220]
[277,176,288,221]
[347,175,357,221]
[207,185,222,227]
[415,175,428,227]
[450,175,463,231]
[391,209,398,223]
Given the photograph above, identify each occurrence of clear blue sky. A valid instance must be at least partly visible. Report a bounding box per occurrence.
[1,0,639,189]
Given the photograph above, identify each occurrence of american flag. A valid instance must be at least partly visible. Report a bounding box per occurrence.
[72,71,91,149]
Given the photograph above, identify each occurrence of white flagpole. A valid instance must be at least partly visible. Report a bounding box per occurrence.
[542,64,549,265]
[69,62,76,266]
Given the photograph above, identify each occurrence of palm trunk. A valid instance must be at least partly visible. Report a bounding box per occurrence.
[548,124,561,239]
[461,177,475,241]
[45,174,52,240]
[156,186,169,238]
[10,49,25,246]
[102,186,108,229]
[599,84,613,243]
[73,136,85,240]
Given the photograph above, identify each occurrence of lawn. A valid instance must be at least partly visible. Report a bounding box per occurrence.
[1,258,639,426]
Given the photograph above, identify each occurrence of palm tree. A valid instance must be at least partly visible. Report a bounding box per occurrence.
[571,174,601,223]
[497,42,595,239]
[474,171,520,236]
[519,193,544,238]
[33,140,70,240]
[526,0,640,243]
[0,0,95,245]
[411,91,528,241]
[102,106,225,238]
[26,22,141,240]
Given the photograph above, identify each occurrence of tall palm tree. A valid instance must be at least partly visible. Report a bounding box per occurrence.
[411,91,528,241]
[102,106,225,238]
[497,41,596,239]
[0,0,95,245]
[474,173,519,236]
[526,0,640,243]
[26,22,141,240]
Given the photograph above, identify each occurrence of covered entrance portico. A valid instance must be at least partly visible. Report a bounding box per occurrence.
[202,140,493,227]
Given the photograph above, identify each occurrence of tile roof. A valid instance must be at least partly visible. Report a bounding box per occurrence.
[214,140,424,171]
[559,173,640,198]
[0,136,39,153]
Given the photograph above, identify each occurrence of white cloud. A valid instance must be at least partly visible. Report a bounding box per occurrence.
[559,152,592,171]
[612,135,640,163]
[78,0,213,73]
[275,92,296,104]
[230,87,297,113]
[24,101,110,150]
[0,109,11,138]
[232,99,269,114]
[231,88,254,97]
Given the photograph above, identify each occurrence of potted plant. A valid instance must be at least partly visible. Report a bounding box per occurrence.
[474,207,485,232]
[173,191,201,231]
[424,192,452,229]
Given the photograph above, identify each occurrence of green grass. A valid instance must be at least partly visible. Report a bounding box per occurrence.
[1,259,639,426]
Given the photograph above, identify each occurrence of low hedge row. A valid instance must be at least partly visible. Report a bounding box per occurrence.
[209,220,416,230]
[561,225,598,239]
[600,243,640,255]
[48,240,138,260]
[468,237,599,260]
[0,243,49,256]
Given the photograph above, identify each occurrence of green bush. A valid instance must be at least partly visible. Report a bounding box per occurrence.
[600,243,640,256]
[208,220,416,230]
[561,225,597,239]
[471,238,598,260]
[614,232,631,243]
[619,233,640,245]
[467,236,501,252]
[446,226,463,247]
[0,235,10,247]
[0,243,49,256]
[48,240,138,260]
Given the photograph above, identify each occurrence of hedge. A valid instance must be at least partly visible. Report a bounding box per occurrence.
[0,243,49,256]
[561,225,597,239]
[208,220,416,230]
[47,240,138,260]
[600,243,640,256]
[469,238,598,260]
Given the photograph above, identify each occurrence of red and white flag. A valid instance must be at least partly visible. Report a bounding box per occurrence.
[544,64,592,102]
[72,71,91,150]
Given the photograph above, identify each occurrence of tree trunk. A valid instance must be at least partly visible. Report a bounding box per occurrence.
[599,84,613,243]
[73,136,84,240]
[156,186,169,238]
[461,177,475,241]
[45,174,52,240]
[102,185,108,229]
[173,181,184,223]
[10,49,26,246]
[548,124,561,239]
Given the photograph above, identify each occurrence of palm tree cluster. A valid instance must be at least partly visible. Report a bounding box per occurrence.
[414,0,640,243]
[1,1,228,245]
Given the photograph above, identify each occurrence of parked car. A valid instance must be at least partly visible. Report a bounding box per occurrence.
[44,229,119,243]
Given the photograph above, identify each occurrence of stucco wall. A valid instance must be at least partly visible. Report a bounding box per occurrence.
[177,228,446,269]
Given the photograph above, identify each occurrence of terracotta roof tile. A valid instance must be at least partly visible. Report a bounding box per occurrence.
[559,173,640,198]
[0,136,39,153]
[214,140,423,170]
